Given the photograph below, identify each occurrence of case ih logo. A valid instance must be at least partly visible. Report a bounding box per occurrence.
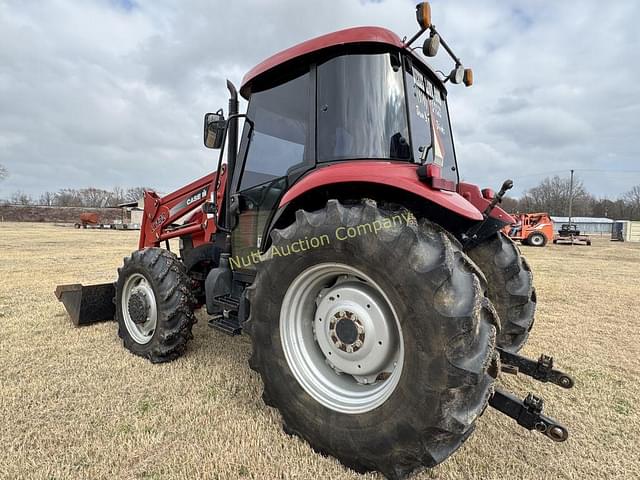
[168,187,209,218]
[186,188,208,206]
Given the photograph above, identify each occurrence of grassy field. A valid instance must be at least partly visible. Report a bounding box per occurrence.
[1,222,639,479]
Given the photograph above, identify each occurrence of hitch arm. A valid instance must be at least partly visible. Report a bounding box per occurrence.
[489,389,569,442]
[498,348,574,389]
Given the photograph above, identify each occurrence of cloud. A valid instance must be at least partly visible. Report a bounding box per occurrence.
[0,0,638,199]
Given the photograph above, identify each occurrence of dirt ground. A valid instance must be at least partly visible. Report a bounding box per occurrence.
[1,222,639,479]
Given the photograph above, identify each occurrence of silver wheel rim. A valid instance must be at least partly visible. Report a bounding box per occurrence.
[122,273,158,345]
[280,263,404,414]
[531,235,543,246]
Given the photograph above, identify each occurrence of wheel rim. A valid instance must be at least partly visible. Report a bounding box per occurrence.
[280,263,404,414]
[121,273,157,345]
[531,235,543,246]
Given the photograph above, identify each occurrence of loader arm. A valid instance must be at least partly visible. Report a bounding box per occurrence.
[139,166,227,249]
[56,167,228,327]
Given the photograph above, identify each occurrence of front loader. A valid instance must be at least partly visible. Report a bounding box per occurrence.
[56,3,573,478]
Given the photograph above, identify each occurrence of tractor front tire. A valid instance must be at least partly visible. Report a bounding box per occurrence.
[466,232,536,352]
[116,248,196,363]
[246,200,499,479]
[527,232,547,247]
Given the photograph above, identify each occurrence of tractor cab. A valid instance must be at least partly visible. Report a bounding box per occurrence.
[559,223,580,236]
[212,27,466,267]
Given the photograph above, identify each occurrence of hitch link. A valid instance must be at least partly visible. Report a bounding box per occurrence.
[498,348,574,389]
[489,389,569,442]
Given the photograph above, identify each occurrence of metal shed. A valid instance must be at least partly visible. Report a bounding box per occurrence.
[550,217,614,236]
[612,220,640,242]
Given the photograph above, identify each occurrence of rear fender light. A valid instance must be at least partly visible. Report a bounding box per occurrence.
[417,163,456,191]
[481,188,495,199]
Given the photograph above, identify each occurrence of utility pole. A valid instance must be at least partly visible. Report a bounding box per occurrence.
[567,169,575,245]
[567,169,574,226]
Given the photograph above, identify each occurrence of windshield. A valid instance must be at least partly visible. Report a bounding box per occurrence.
[404,57,458,183]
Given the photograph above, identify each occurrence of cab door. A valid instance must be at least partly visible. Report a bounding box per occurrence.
[230,68,313,271]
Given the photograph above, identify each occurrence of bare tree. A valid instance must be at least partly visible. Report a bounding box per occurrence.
[590,198,627,219]
[10,190,33,205]
[54,188,82,207]
[524,175,592,216]
[500,196,519,213]
[111,186,126,206]
[0,164,7,181]
[624,185,640,220]
[79,187,113,207]
[39,191,55,206]
[125,187,149,203]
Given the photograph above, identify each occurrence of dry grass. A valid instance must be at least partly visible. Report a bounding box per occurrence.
[1,222,639,479]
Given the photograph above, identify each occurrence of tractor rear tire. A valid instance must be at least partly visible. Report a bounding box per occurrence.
[466,232,536,352]
[116,248,196,363]
[245,200,499,479]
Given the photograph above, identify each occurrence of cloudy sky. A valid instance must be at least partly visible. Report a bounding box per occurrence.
[1,0,639,199]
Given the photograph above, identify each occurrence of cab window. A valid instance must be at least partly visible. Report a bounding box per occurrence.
[239,71,311,191]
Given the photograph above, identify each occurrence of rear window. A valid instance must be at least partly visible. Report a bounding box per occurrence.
[404,58,457,182]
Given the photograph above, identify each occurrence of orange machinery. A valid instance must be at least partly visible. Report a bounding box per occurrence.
[504,213,554,247]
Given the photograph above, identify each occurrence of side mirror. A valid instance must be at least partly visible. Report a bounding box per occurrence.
[203,109,226,149]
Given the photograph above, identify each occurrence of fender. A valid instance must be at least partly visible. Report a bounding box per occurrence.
[279,161,484,221]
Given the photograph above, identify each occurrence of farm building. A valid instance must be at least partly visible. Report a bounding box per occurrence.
[612,220,640,242]
[550,217,614,236]
[117,200,144,228]
[129,207,143,225]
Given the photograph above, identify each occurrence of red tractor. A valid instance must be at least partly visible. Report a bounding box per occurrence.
[56,4,573,478]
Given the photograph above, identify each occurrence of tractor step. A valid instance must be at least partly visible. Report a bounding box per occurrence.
[207,293,243,335]
[54,283,116,327]
[498,348,574,389]
[211,294,240,311]
[208,313,242,335]
[489,389,569,442]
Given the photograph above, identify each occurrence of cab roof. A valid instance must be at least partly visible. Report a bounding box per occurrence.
[240,26,442,98]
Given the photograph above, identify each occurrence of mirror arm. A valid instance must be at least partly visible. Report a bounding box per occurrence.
[429,25,462,66]
[404,26,428,47]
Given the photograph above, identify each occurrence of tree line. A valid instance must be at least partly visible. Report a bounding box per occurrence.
[501,176,640,220]
[2,186,151,208]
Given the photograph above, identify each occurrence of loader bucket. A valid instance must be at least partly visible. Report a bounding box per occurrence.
[54,283,116,327]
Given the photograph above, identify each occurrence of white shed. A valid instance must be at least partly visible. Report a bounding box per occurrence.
[612,221,640,242]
